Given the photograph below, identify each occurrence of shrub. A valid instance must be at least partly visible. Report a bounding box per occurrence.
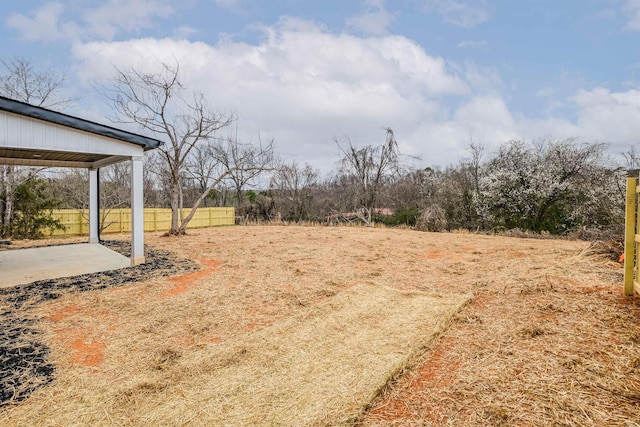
[415,205,447,232]
[11,176,65,239]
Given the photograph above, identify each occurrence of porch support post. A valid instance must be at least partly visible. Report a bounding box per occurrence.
[89,168,99,243]
[131,155,145,265]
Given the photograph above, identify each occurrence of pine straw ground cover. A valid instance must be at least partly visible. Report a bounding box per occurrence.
[0,226,638,426]
[358,238,640,426]
[0,226,472,426]
[0,241,198,408]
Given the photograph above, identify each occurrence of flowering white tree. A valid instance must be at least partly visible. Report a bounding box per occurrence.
[480,139,609,233]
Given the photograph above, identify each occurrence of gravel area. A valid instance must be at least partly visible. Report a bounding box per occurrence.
[0,241,198,408]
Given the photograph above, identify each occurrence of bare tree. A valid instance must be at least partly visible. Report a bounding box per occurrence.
[105,61,235,235]
[182,135,275,230]
[431,140,485,231]
[0,167,16,237]
[50,163,132,233]
[271,161,319,222]
[0,56,75,237]
[224,135,274,209]
[465,139,484,197]
[143,150,173,207]
[0,56,74,109]
[335,128,401,225]
[623,146,640,170]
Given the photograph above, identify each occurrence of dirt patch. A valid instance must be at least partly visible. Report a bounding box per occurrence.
[162,259,222,296]
[69,335,106,366]
[46,304,80,323]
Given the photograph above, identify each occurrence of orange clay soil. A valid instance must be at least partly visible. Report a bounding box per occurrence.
[4,225,640,426]
[162,259,222,296]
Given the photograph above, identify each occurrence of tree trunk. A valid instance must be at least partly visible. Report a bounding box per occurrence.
[179,186,215,234]
[179,181,184,226]
[178,169,235,234]
[169,177,181,235]
[236,188,244,209]
[221,187,227,207]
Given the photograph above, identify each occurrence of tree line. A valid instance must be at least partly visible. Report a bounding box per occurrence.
[240,136,626,237]
[0,57,631,239]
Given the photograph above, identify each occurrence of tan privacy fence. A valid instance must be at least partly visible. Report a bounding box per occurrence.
[48,207,235,236]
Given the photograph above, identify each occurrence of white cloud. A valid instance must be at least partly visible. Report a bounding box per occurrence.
[570,87,640,144]
[453,96,516,145]
[395,95,516,165]
[83,0,175,40]
[463,62,503,93]
[422,0,490,28]
[71,19,472,170]
[624,0,640,30]
[66,17,640,171]
[535,87,555,98]
[172,25,198,39]
[212,0,243,11]
[457,40,487,48]
[513,87,640,158]
[414,85,640,165]
[347,0,394,35]
[6,2,80,42]
[6,0,177,42]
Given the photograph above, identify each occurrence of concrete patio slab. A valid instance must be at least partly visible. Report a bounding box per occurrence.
[0,243,131,288]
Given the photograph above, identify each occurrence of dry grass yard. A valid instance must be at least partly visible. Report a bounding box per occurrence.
[1,225,640,426]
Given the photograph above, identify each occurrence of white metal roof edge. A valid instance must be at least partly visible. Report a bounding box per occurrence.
[0,95,164,151]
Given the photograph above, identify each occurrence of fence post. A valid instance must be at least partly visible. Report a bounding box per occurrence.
[635,172,640,296]
[624,172,638,296]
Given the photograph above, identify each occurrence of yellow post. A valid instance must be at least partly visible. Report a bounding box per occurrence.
[624,173,637,296]
[635,172,640,296]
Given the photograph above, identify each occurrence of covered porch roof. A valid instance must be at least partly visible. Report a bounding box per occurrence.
[0,96,161,168]
[0,95,163,270]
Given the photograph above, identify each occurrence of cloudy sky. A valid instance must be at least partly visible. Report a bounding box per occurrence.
[1,0,639,171]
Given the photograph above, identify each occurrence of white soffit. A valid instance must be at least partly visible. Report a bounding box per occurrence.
[0,96,163,168]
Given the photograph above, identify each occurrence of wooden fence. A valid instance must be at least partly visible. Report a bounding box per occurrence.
[48,207,235,237]
[624,172,640,296]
